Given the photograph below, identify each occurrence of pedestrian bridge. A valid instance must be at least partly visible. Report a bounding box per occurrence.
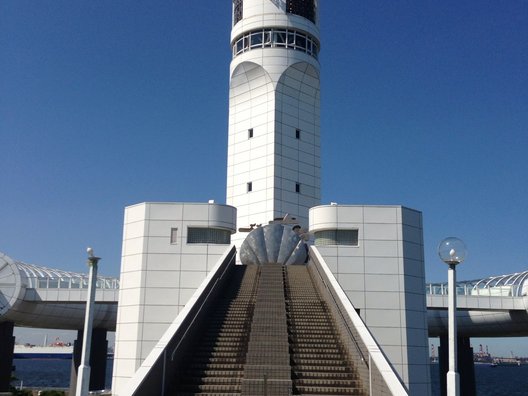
[0,251,118,330]
[426,271,528,337]
[1,250,528,336]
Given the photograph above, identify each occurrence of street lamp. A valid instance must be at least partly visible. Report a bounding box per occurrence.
[438,237,467,396]
[76,247,101,396]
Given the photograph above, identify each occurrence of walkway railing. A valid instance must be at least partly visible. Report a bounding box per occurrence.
[308,247,408,396]
[426,283,521,297]
[426,270,528,297]
[16,262,119,290]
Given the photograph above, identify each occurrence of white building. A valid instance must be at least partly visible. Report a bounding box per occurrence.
[112,2,431,395]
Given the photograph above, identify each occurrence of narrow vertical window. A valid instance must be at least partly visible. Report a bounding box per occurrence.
[248,128,254,138]
[295,183,300,193]
[295,129,301,139]
[286,0,316,24]
[170,228,178,244]
[233,0,243,25]
[247,182,253,192]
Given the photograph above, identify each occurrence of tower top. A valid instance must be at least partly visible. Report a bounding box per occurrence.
[231,0,320,62]
[233,0,318,26]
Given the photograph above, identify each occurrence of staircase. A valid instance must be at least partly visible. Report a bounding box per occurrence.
[173,265,258,395]
[171,263,365,396]
[285,265,365,396]
[242,264,292,395]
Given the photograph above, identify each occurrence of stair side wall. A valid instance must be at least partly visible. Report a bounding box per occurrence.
[112,202,236,395]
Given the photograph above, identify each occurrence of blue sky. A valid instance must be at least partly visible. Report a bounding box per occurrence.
[2,1,527,355]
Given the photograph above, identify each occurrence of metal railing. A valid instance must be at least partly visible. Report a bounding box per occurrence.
[34,276,119,290]
[426,283,519,297]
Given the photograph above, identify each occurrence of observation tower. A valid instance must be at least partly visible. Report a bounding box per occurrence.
[111,2,431,395]
[227,0,321,247]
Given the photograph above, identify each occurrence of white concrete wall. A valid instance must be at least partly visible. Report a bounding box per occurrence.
[309,204,431,395]
[112,202,236,395]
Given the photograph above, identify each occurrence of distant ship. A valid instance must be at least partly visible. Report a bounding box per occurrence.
[14,338,73,359]
[491,358,522,367]
[491,351,523,366]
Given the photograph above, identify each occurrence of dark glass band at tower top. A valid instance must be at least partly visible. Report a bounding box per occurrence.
[233,0,317,25]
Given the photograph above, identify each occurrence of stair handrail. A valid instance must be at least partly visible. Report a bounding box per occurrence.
[169,270,226,361]
[312,264,369,366]
[308,247,408,396]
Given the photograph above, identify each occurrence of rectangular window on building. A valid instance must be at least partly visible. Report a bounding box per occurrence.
[170,228,178,244]
[314,229,359,246]
[295,182,300,193]
[287,31,296,46]
[248,128,253,138]
[247,182,253,192]
[187,227,231,244]
[274,30,287,47]
[296,35,306,50]
[295,129,301,139]
[250,32,262,48]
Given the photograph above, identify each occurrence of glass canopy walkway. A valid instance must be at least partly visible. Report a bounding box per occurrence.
[0,251,118,330]
[15,261,119,290]
[426,270,528,297]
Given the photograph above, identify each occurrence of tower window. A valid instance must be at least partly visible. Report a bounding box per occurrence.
[250,32,263,48]
[287,0,316,24]
[233,0,243,25]
[248,128,254,138]
[232,28,319,59]
[170,228,178,244]
[295,129,301,139]
[247,182,253,192]
[295,183,300,193]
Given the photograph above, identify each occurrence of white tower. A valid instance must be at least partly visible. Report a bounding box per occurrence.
[226,0,321,246]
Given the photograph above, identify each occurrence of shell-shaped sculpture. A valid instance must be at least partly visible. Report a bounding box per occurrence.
[239,223,307,265]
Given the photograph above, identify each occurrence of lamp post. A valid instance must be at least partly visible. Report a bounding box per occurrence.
[76,247,101,396]
[438,237,467,396]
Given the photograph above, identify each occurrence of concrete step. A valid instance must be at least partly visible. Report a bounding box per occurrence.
[294,371,358,380]
[295,378,361,387]
[292,364,353,373]
[184,376,244,385]
[177,384,242,393]
[188,363,245,371]
[193,350,247,358]
[295,385,363,395]
[186,369,244,378]
[291,347,342,354]
[292,357,349,366]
